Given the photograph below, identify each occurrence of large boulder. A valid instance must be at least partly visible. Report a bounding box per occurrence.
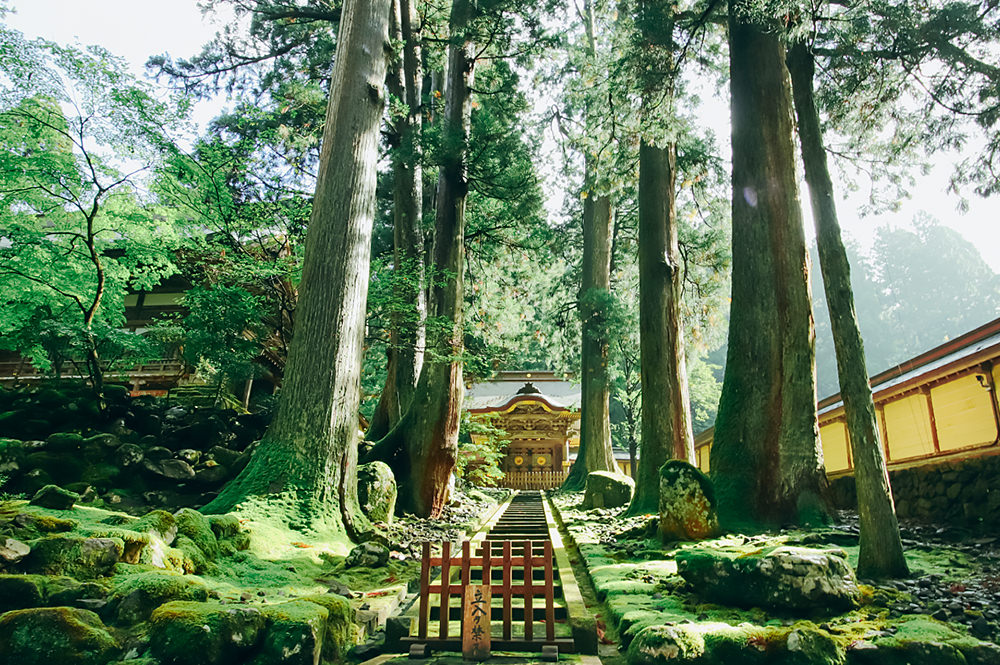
[29,484,79,510]
[0,574,44,613]
[676,545,861,612]
[582,471,634,509]
[658,461,720,542]
[357,461,397,524]
[253,600,329,665]
[149,601,265,665]
[0,606,119,665]
[111,571,210,624]
[25,536,123,579]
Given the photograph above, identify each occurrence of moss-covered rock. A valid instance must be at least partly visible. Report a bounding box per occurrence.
[627,623,709,664]
[29,484,79,510]
[173,508,218,560]
[658,460,720,542]
[357,461,397,524]
[0,573,45,613]
[25,535,123,579]
[45,433,85,454]
[149,601,265,665]
[206,514,240,540]
[583,471,635,509]
[0,606,119,665]
[676,545,860,612]
[111,571,210,624]
[253,599,328,665]
[299,594,354,661]
[174,535,211,574]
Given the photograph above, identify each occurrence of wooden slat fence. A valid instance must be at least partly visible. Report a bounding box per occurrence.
[409,539,570,653]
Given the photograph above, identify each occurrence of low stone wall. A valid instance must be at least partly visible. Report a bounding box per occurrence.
[828,450,1000,529]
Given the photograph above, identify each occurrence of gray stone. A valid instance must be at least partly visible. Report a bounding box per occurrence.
[582,471,634,509]
[658,460,720,542]
[115,443,144,467]
[357,461,397,524]
[676,545,861,612]
[345,542,390,569]
[143,458,196,481]
[0,537,31,565]
[29,484,79,510]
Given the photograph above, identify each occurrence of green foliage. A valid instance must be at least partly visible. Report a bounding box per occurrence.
[151,285,264,388]
[0,25,187,387]
[456,411,510,487]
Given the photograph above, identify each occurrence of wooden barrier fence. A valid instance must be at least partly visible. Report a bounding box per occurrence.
[407,539,571,655]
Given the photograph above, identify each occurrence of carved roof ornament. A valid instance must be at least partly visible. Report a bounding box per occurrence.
[516,382,541,395]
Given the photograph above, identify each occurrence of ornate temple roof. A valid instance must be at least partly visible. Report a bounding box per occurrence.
[465,371,581,413]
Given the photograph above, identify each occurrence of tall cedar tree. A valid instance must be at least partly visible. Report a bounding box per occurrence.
[563,0,617,490]
[709,1,827,527]
[365,0,475,518]
[787,42,909,578]
[367,0,427,441]
[203,0,391,537]
[628,0,697,516]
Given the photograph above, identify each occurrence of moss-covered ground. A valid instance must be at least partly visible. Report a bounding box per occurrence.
[549,490,1000,665]
[0,484,504,665]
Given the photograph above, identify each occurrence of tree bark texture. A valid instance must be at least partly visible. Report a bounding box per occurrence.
[564,191,616,489]
[203,0,391,539]
[563,0,617,491]
[368,0,426,441]
[366,0,474,518]
[709,7,827,528]
[628,141,696,515]
[787,42,909,578]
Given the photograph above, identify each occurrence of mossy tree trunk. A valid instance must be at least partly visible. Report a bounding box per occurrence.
[203,0,391,539]
[629,139,696,515]
[709,5,827,528]
[563,0,616,491]
[365,0,474,518]
[368,0,427,442]
[787,42,909,578]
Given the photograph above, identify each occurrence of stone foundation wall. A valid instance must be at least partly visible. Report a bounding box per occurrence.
[828,450,1000,530]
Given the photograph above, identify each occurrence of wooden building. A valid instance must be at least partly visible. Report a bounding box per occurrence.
[465,371,633,489]
[693,317,1000,476]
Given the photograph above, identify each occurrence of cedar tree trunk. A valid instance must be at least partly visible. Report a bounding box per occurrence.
[203,0,391,539]
[709,6,828,528]
[365,0,474,518]
[787,42,909,578]
[564,190,616,489]
[368,0,427,440]
[628,140,696,515]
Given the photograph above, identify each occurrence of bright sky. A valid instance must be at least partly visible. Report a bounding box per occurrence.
[7,0,1000,270]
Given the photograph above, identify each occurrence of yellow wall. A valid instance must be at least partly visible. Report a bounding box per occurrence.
[930,374,997,451]
[696,445,710,473]
[883,393,935,461]
[819,420,851,472]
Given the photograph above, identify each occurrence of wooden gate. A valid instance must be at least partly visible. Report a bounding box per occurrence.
[405,539,574,655]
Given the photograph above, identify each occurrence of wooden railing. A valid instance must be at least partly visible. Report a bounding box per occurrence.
[500,470,568,490]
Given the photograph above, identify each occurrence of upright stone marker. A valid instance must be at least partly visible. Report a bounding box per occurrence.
[462,584,491,660]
